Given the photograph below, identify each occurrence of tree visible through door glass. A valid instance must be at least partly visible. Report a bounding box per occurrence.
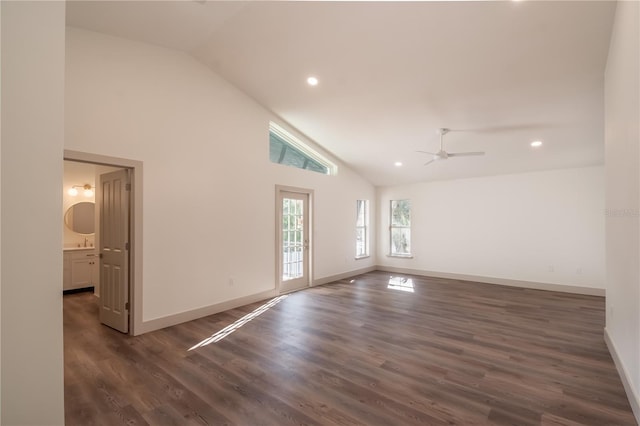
[283,198,304,280]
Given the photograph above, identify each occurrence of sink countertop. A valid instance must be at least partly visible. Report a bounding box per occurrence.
[63,247,96,252]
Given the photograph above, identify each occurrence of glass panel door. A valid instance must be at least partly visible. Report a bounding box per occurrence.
[283,197,304,280]
[278,190,310,293]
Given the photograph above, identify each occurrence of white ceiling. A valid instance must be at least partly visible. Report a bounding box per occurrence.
[66,1,616,186]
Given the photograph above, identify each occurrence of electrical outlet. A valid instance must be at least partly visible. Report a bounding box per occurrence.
[228,278,235,286]
[548,265,555,272]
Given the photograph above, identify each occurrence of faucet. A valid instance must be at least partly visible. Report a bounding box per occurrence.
[84,237,88,247]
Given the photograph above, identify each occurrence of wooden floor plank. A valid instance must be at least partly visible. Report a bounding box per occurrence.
[64,272,637,425]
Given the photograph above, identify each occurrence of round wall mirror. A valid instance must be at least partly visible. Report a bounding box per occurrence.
[64,202,95,235]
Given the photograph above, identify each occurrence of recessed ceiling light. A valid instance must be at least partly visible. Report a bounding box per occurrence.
[394,161,403,167]
[531,140,543,147]
[307,76,318,86]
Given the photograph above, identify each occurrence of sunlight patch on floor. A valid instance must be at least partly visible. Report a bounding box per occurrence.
[188,295,288,351]
[387,276,415,293]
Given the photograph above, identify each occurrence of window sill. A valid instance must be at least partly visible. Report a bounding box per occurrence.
[387,254,414,259]
[355,255,370,260]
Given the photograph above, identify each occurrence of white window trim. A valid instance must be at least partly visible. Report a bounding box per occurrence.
[269,122,338,175]
[356,199,369,259]
[389,200,412,257]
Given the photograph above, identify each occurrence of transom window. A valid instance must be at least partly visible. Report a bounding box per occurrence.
[390,199,411,256]
[269,122,337,175]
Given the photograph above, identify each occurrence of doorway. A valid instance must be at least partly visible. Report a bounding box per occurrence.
[276,186,313,294]
[63,150,143,335]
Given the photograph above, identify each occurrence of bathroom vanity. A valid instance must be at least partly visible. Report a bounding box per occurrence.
[63,198,99,293]
[63,247,99,291]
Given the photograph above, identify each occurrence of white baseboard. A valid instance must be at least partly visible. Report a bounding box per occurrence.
[313,265,377,286]
[136,266,603,336]
[604,328,640,423]
[376,265,605,296]
[136,266,377,335]
[137,288,277,335]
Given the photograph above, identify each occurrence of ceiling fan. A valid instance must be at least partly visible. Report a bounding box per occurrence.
[418,128,485,166]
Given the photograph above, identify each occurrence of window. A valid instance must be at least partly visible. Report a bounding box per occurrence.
[390,199,411,256]
[356,200,369,258]
[269,122,337,175]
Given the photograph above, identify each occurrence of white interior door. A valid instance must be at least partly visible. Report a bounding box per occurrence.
[278,190,310,293]
[99,169,130,333]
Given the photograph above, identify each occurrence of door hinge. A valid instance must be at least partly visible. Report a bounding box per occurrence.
[125,183,132,191]
[125,242,130,250]
[125,302,130,310]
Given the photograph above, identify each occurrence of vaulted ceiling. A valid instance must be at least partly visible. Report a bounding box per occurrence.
[66,1,616,186]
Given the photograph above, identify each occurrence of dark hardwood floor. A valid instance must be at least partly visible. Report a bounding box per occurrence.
[64,271,637,425]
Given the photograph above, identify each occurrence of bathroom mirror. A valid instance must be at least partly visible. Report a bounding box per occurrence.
[64,202,95,235]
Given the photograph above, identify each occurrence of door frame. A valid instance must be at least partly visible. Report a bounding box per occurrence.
[64,150,143,336]
[275,185,314,294]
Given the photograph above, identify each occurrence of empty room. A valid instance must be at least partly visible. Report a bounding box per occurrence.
[1,1,639,425]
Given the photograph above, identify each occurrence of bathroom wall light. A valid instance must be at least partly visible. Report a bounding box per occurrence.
[68,184,94,197]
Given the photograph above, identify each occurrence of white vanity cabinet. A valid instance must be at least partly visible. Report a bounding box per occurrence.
[63,248,99,291]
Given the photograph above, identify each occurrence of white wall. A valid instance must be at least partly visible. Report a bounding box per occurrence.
[1,2,66,424]
[378,166,605,291]
[604,0,640,419]
[65,28,376,323]
[0,1,3,418]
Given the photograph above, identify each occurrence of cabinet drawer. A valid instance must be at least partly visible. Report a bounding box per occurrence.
[70,250,97,261]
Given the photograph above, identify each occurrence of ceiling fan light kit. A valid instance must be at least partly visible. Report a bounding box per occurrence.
[417,128,486,166]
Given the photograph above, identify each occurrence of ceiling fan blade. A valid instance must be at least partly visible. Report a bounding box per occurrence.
[448,152,485,157]
[423,159,436,166]
[416,150,437,155]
